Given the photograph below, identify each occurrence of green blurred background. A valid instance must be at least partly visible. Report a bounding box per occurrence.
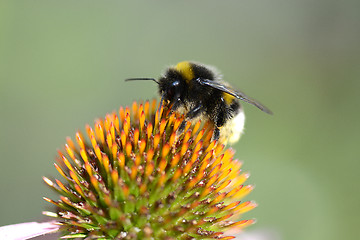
[1,0,359,239]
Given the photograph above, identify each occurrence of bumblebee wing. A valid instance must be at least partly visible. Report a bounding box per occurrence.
[197,78,273,114]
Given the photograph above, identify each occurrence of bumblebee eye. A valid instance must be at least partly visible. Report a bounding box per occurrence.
[164,80,180,101]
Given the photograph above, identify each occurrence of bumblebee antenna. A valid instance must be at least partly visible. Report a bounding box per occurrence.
[125,78,159,84]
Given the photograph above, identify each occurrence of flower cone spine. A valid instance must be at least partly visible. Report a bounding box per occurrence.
[43,99,256,239]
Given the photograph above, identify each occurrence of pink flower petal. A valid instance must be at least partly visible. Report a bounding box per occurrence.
[0,221,60,240]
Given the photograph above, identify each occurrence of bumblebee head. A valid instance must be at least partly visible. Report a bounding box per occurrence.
[158,69,186,104]
[157,61,197,104]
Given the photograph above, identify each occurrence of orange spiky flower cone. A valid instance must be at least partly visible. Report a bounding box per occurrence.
[43,99,256,239]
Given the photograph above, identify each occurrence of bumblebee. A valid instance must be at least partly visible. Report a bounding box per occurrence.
[126,61,272,144]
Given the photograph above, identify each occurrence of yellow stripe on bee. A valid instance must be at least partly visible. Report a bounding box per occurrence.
[175,61,194,83]
[222,92,235,105]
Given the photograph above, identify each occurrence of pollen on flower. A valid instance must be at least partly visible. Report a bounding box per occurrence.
[43,99,256,239]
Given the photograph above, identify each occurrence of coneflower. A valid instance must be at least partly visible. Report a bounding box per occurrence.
[42,99,256,239]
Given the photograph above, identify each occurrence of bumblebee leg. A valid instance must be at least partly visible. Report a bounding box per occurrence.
[213,127,220,141]
[178,104,203,132]
[179,120,187,132]
[170,97,182,113]
[211,108,227,142]
[186,105,203,119]
[157,94,165,120]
